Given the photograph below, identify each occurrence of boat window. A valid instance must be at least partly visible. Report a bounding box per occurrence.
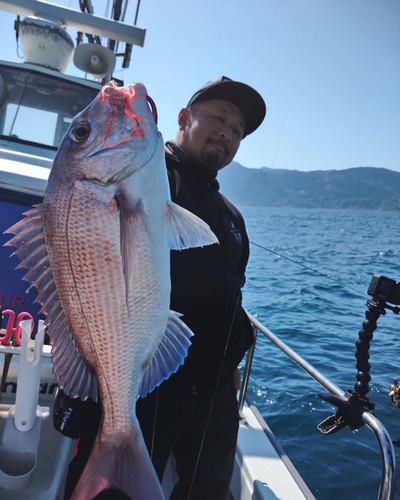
[0,64,100,149]
[4,103,59,144]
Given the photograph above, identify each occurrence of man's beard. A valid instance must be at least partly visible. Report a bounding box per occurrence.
[202,151,226,171]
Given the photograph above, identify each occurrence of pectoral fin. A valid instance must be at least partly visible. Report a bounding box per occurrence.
[166,201,218,250]
[117,197,145,303]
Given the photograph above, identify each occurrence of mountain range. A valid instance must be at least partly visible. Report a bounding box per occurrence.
[217,164,400,211]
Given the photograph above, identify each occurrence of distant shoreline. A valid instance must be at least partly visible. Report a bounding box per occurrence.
[218,164,400,211]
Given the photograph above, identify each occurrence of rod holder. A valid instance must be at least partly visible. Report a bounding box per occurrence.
[0,319,50,490]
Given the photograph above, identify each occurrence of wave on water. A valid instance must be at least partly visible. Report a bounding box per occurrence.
[240,207,400,500]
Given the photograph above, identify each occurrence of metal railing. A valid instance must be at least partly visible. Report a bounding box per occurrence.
[238,310,396,500]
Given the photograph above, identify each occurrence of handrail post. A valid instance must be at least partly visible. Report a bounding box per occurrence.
[238,324,258,417]
[362,412,396,500]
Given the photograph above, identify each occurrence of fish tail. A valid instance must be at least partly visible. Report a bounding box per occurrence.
[70,426,165,500]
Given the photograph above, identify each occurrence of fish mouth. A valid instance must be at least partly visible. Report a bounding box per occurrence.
[83,149,141,187]
[84,162,145,187]
[85,177,117,187]
[85,130,161,187]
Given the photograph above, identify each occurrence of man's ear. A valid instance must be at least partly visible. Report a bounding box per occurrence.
[178,107,190,130]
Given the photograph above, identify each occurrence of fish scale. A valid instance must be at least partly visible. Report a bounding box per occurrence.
[50,187,138,433]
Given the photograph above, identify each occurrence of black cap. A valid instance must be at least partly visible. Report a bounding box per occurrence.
[187,76,266,138]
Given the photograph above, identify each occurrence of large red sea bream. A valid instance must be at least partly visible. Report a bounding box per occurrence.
[5,82,218,500]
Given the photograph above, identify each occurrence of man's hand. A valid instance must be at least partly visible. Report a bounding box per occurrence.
[53,389,98,439]
[234,367,241,392]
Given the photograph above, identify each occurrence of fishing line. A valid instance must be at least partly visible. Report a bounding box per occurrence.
[98,84,150,147]
[150,386,159,460]
[271,99,290,169]
[249,240,363,296]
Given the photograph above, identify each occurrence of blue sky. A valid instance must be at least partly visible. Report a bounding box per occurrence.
[0,0,399,172]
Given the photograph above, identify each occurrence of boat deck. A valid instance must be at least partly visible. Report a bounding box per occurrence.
[231,403,315,500]
[0,343,314,500]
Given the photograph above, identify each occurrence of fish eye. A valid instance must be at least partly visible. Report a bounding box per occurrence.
[70,123,91,143]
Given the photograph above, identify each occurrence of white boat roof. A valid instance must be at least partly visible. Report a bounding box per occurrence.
[0,59,104,89]
[0,147,49,196]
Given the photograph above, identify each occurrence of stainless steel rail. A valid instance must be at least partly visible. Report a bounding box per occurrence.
[239,311,396,500]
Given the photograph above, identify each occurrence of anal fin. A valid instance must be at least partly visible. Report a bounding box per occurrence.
[138,311,193,398]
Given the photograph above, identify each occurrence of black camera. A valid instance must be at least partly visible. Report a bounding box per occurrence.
[367,274,400,306]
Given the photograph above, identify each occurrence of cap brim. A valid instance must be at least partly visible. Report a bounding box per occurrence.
[188,81,266,137]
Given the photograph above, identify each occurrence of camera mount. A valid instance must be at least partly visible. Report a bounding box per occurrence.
[318,274,399,435]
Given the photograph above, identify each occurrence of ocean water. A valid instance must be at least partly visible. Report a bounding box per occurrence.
[240,207,400,500]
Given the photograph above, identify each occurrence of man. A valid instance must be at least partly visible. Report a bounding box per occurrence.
[56,76,266,500]
[136,76,266,500]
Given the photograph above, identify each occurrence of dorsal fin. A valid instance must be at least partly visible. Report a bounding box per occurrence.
[5,204,98,401]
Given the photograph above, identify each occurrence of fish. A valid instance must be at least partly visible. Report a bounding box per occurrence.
[4,81,218,500]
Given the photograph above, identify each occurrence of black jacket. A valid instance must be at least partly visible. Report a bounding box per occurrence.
[165,142,254,383]
[54,142,254,440]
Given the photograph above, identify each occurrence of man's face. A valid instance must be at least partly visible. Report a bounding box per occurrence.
[176,99,246,171]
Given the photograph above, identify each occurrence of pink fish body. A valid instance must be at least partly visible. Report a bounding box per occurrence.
[5,82,217,499]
